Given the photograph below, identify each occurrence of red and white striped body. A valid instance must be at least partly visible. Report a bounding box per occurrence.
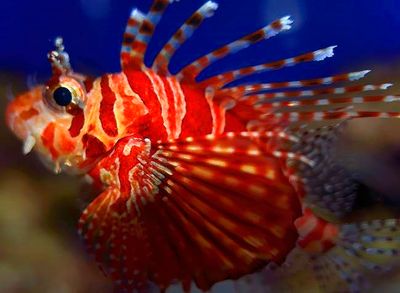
[80,70,245,169]
[82,69,244,190]
[6,0,400,291]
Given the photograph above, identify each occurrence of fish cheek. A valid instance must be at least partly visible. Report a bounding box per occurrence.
[41,122,59,159]
[56,128,77,154]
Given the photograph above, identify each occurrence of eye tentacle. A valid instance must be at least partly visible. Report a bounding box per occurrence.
[48,37,72,76]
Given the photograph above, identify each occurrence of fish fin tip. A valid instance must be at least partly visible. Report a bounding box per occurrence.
[382,83,393,89]
[205,0,219,12]
[280,15,294,29]
[314,45,337,61]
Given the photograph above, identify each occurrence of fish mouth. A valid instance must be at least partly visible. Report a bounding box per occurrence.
[5,87,43,154]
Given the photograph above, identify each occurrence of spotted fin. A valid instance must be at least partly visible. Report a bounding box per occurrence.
[286,125,359,217]
[234,214,400,293]
[310,218,400,293]
[78,133,301,292]
[293,210,395,290]
[293,209,400,293]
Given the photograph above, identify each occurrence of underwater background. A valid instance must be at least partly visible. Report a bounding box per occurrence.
[1,0,400,292]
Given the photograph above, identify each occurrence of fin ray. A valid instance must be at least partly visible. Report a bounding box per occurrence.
[152,1,219,75]
[178,16,294,83]
[79,133,301,291]
[218,70,371,96]
[200,46,337,89]
[121,0,176,70]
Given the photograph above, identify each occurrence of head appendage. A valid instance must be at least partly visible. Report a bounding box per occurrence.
[48,37,72,76]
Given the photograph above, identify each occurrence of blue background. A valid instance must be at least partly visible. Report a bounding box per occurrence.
[1,0,400,84]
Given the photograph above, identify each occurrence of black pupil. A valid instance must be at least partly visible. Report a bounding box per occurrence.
[53,86,72,106]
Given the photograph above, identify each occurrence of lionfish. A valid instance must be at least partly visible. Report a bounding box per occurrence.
[5,0,400,292]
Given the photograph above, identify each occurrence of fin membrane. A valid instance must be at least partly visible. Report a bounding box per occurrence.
[78,133,301,291]
[288,125,359,217]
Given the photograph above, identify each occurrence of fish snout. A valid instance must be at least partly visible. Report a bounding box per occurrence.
[5,87,43,152]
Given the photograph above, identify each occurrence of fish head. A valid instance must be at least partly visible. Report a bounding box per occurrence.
[6,37,152,174]
[5,71,94,173]
[5,38,100,174]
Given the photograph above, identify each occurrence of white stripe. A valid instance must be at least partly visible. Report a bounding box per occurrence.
[205,90,226,135]
[167,77,187,139]
[313,112,324,121]
[109,73,149,134]
[333,87,345,94]
[144,70,173,139]
[289,112,299,122]
[288,81,301,87]
[352,97,364,103]
[321,77,333,84]
[285,57,295,64]
[316,99,329,105]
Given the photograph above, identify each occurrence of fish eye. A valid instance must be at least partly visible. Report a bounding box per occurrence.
[53,86,73,106]
[45,76,86,112]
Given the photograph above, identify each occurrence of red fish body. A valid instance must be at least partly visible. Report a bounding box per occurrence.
[5,1,400,292]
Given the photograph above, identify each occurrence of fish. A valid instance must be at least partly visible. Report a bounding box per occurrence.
[5,0,400,292]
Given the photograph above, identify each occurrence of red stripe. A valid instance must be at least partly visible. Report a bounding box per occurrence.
[125,70,168,141]
[41,122,58,159]
[100,75,118,137]
[179,84,213,138]
[224,111,246,132]
[68,107,85,137]
[20,108,39,120]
